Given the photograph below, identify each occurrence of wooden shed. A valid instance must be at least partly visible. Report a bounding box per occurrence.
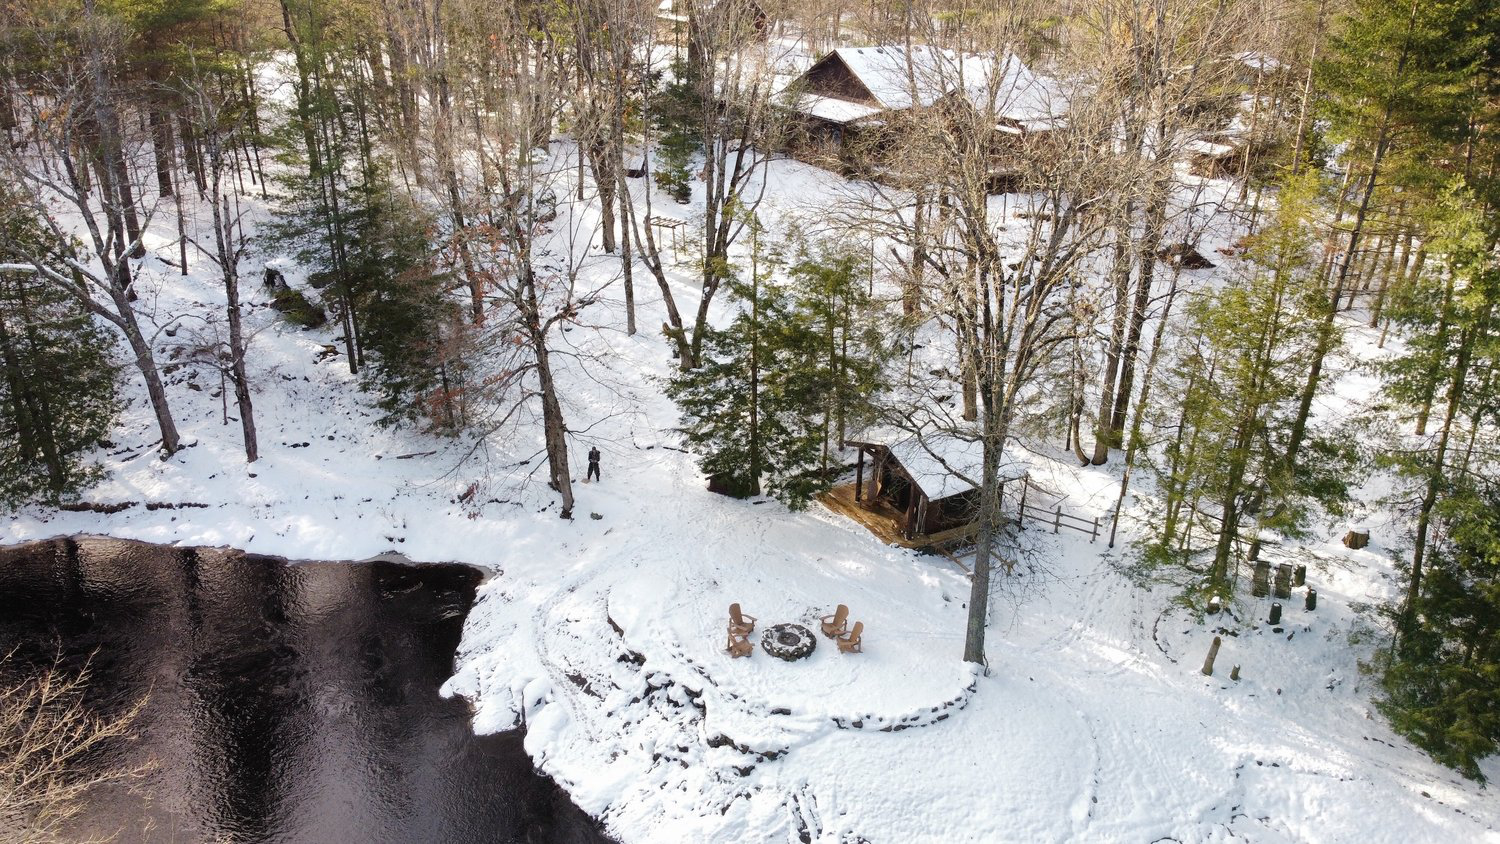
[840,436,1026,543]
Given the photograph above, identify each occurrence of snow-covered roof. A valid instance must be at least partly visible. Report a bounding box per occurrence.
[790,93,884,125]
[1185,139,1236,158]
[873,432,1027,501]
[782,45,1064,129]
[836,45,1062,125]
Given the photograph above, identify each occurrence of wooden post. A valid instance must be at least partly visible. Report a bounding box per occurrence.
[1053,506,1061,534]
[1305,589,1317,611]
[904,484,919,539]
[854,447,864,502]
[1230,665,1241,681]
[1202,635,1222,676]
[1017,477,1028,529]
[1269,602,1282,625]
[1090,517,1099,543]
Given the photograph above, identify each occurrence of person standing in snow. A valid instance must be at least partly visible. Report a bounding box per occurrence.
[586,446,601,483]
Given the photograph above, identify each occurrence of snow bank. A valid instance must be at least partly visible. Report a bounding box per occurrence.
[6,123,1496,843]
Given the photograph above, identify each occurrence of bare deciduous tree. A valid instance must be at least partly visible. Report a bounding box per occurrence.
[0,2,182,456]
[179,64,259,462]
[1,652,152,844]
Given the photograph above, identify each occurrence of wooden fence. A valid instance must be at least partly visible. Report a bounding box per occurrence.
[1014,477,1101,543]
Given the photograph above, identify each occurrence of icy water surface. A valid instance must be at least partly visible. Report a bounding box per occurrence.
[0,535,611,844]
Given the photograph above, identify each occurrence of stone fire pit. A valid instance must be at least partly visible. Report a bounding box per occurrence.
[761,623,817,661]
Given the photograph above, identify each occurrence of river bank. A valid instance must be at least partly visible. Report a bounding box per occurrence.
[0,535,611,844]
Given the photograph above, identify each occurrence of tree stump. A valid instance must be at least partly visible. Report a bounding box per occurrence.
[1305,589,1317,612]
[1293,564,1307,587]
[1230,665,1241,681]
[1269,602,1282,625]
[1202,635,1222,677]
[1343,530,1369,550]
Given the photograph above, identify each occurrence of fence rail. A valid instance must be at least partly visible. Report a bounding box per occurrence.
[1014,477,1100,543]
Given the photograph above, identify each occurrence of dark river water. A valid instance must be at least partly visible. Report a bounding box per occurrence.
[0,536,611,844]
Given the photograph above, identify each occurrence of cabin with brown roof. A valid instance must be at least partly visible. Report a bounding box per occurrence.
[777,45,1064,189]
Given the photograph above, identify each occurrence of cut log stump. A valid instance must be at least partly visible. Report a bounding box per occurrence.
[1202,635,1222,677]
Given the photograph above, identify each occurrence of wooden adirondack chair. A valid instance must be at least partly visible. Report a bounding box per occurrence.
[837,621,864,654]
[820,604,849,638]
[727,630,753,658]
[729,603,756,635]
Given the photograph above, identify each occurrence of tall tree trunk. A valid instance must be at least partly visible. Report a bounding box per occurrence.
[1402,320,1479,637]
[210,181,258,461]
[524,269,574,519]
[1414,269,1455,435]
[748,249,762,494]
[1289,0,1329,173]
[964,385,1012,666]
[108,125,145,259]
[112,290,181,456]
[1288,0,1417,466]
[618,166,636,336]
[178,111,206,194]
[591,142,618,254]
[1110,185,1169,439]
[1108,263,1186,546]
[147,104,176,199]
[1091,206,1134,464]
[1371,222,1412,327]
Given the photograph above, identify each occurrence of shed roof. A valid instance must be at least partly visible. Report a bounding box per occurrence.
[794,93,884,125]
[1185,139,1236,158]
[782,45,1064,129]
[857,432,1027,501]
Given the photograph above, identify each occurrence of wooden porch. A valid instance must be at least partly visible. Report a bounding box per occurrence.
[820,482,924,548]
[821,481,989,553]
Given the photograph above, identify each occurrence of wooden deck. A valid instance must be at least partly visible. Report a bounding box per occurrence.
[821,482,992,558]
[820,482,920,548]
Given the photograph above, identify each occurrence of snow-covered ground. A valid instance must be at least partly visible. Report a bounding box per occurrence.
[6,140,1498,843]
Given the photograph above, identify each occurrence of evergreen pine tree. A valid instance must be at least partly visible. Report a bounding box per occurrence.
[1146,173,1353,590]
[351,188,465,430]
[669,230,891,509]
[1318,0,1485,193]
[785,234,887,477]
[668,240,819,507]
[270,160,462,429]
[652,59,699,205]
[1377,481,1500,780]
[1377,184,1498,633]
[0,201,120,506]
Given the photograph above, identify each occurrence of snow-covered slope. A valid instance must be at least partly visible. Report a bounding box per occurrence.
[6,144,1497,843]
